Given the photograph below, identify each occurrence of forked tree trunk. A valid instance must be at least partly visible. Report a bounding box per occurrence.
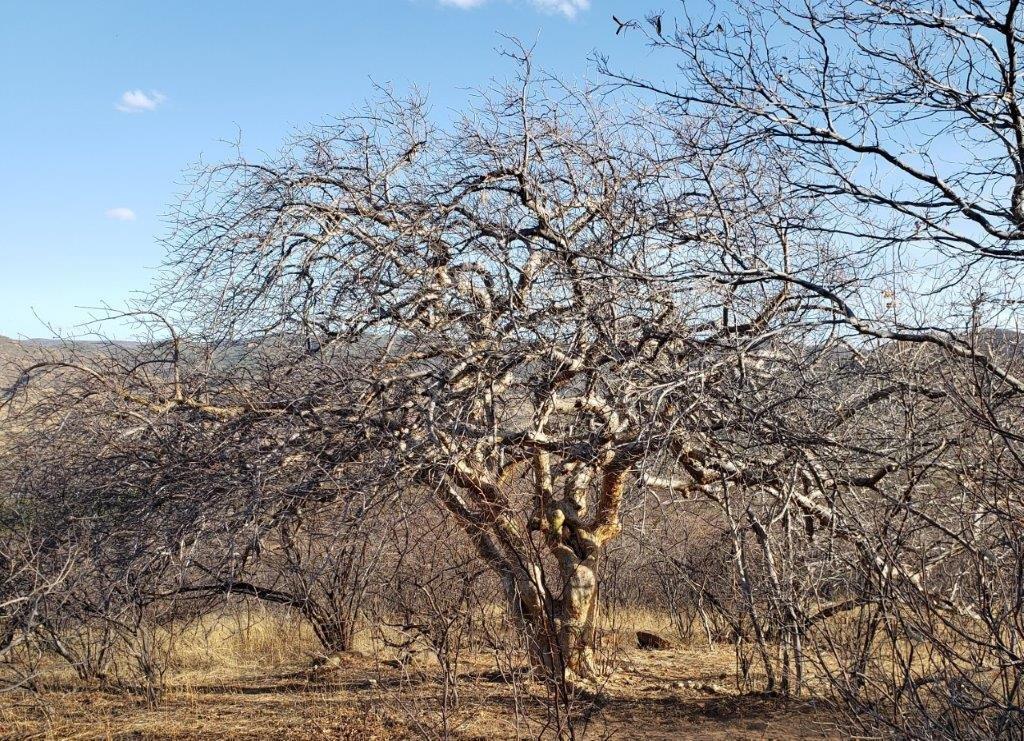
[441,453,630,681]
[456,459,628,681]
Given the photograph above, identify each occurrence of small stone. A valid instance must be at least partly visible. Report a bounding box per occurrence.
[636,630,674,650]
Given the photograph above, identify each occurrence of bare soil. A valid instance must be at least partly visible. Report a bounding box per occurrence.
[1,644,845,739]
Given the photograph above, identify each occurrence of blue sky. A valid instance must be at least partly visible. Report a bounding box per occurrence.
[0,0,667,338]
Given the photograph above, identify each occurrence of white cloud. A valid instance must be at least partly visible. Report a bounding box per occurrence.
[438,0,589,17]
[115,89,166,114]
[105,207,136,221]
[529,0,589,17]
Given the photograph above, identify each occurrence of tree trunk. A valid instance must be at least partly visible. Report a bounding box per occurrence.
[505,556,601,681]
[441,456,630,682]
[307,611,354,653]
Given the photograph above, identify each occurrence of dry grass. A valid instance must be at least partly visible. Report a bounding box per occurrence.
[0,607,847,740]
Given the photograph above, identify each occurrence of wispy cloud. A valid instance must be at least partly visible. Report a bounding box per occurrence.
[438,0,590,18]
[115,89,166,114]
[529,0,589,17]
[104,207,136,221]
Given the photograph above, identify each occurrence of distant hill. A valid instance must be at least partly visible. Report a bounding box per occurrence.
[0,337,40,382]
[0,336,136,385]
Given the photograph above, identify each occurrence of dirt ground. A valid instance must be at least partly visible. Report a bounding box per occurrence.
[0,643,846,740]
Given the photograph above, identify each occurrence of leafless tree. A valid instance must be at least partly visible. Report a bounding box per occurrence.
[140,41,853,692]
[599,3,1024,733]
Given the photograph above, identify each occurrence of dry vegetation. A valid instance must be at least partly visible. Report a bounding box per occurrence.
[0,607,841,740]
[5,2,1024,738]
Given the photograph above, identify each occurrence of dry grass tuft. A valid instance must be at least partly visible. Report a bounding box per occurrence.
[0,607,845,740]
